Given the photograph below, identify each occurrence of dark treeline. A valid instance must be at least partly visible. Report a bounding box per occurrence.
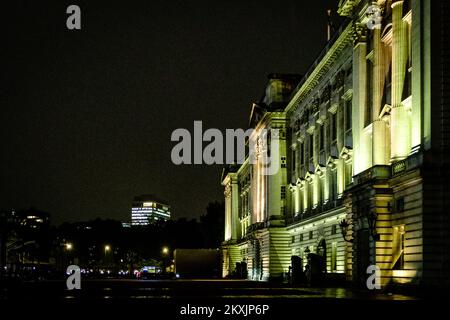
[57,201,224,263]
[1,201,224,277]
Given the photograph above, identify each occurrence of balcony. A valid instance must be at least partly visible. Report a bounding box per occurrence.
[391,152,423,177]
[353,165,391,186]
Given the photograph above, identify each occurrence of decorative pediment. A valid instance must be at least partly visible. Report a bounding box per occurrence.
[306,117,316,134]
[304,171,315,183]
[289,183,297,192]
[296,177,305,187]
[339,146,353,161]
[342,88,353,101]
[315,164,327,177]
[248,103,266,128]
[326,156,339,169]
[379,104,391,122]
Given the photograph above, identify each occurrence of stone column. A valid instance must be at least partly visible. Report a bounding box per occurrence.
[352,23,372,174]
[390,0,411,161]
[224,182,232,241]
[231,176,240,240]
[372,26,390,165]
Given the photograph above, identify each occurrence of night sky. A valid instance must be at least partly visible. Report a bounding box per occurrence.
[2,0,341,225]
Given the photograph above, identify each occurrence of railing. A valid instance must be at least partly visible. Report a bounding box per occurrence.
[287,198,344,225]
[289,19,352,101]
[353,165,391,185]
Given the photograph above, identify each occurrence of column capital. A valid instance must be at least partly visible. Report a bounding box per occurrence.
[391,0,404,9]
[351,23,367,45]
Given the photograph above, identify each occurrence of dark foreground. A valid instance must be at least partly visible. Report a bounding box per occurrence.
[0,279,447,318]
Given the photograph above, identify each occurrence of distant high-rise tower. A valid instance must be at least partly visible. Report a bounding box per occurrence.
[131,195,171,226]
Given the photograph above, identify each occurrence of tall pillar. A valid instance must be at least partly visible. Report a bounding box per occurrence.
[372,27,390,165]
[352,23,371,174]
[223,173,239,241]
[224,180,232,241]
[390,0,411,161]
[230,176,240,240]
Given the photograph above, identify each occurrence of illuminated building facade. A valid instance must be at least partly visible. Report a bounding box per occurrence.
[131,195,171,226]
[222,0,450,288]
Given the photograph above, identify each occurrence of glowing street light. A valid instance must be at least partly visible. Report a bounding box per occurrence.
[105,245,111,253]
[65,243,73,250]
[162,247,169,255]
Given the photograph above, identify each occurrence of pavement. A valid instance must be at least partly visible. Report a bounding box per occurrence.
[0,279,446,318]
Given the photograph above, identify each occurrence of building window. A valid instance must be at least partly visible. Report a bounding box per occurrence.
[307,182,313,210]
[365,56,373,127]
[318,176,324,206]
[331,224,337,235]
[309,230,313,240]
[330,112,337,143]
[281,156,287,168]
[319,124,325,152]
[345,162,353,187]
[345,99,352,132]
[309,134,314,163]
[392,225,405,270]
[331,242,337,272]
[300,233,303,242]
[330,169,338,201]
[300,143,305,166]
[384,65,392,106]
[292,149,296,173]
[403,14,412,100]
[396,197,405,213]
[281,186,286,200]
[292,236,295,243]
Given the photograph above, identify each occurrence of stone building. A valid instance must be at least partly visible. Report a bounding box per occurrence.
[221,0,450,288]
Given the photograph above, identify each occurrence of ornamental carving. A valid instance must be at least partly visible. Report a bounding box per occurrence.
[224,184,232,199]
[351,22,367,44]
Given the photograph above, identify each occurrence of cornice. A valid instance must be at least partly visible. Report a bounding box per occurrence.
[285,23,354,115]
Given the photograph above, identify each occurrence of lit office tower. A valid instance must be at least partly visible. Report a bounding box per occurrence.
[131,195,171,226]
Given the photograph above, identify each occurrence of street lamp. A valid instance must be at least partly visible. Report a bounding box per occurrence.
[161,247,169,275]
[368,211,380,240]
[105,245,111,253]
[339,219,353,243]
[65,243,73,250]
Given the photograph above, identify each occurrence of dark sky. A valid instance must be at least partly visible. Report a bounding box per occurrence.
[2,0,341,225]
